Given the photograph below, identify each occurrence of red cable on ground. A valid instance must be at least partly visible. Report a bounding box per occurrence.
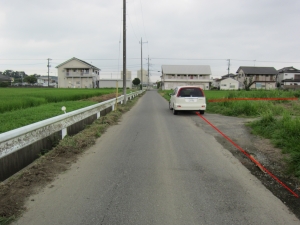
[208,97,298,102]
[196,112,299,198]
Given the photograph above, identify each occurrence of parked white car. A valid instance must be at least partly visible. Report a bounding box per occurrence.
[169,86,206,115]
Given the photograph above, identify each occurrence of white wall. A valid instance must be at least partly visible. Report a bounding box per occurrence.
[220,78,239,90]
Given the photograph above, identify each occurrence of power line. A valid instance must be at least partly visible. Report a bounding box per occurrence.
[139,0,148,54]
[128,10,139,42]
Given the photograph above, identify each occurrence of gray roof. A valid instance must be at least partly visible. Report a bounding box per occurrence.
[162,65,211,75]
[221,73,236,78]
[55,57,100,70]
[237,66,278,75]
[0,74,11,81]
[277,67,300,73]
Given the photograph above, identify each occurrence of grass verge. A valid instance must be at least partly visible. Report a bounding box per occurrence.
[0,93,143,224]
[248,112,300,176]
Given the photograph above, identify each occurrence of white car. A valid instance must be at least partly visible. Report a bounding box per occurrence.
[169,86,206,115]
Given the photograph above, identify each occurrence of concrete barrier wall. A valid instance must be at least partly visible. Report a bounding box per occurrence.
[0,91,144,181]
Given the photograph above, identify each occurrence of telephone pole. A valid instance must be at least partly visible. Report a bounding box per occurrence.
[227,59,230,77]
[139,38,147,88]
[47,58,51,87]
[123,0,127,103]
[147,55,150,88]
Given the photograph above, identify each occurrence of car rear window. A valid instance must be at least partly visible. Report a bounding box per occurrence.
[178,88,204,97]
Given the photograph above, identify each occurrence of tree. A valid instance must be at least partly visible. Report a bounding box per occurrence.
[243,76,253,91]
[132,78,141,86]
[157,81,161,89]
[24,75,37,84]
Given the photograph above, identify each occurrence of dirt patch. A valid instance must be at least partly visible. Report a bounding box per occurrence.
[85,93,120,103]
[194,113,300,220]
[0,93,142,224]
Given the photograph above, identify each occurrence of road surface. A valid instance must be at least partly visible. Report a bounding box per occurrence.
[15,90,299,225]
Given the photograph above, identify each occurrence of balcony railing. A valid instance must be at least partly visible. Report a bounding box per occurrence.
[164,76,210,81]
[66,72,92,77]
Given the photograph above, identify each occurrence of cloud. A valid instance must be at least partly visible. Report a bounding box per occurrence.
[1,0,300,79]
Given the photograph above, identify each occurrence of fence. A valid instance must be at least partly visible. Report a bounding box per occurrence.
[0,90,144,181]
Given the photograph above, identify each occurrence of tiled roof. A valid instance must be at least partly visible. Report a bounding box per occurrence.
[277,67,300,73]
[237,66,278,75]
[0,74,11,81]
[55,57,100,70]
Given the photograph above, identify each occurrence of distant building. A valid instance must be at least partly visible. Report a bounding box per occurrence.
[221,73,237,79]
[137,69,148,85]
[277,67,300,86]
[236,66,277,90]
[98,79,132,88]
[0,74,11,82]
[56,57,100,88]
[37,76,57,87]
[120,70,132,80]
[160,65,211,90]
[220,78,239,90]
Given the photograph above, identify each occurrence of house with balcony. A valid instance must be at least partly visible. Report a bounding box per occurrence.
[56,57,100,88]
[236,66,278,90]
[277,66,300,87]
[160,65,212,90]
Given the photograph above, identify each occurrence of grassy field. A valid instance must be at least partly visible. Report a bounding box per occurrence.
[0,88,120,113]
[159,89,300,177]
[0,88,129,134]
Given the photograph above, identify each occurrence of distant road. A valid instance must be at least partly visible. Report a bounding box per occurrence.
[15,90,299,225]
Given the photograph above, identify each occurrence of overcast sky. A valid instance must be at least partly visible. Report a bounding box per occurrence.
[1,0,300,81]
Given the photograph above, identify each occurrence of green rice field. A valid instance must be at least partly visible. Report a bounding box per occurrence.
[0,88,122,133]
[0,88,119,113]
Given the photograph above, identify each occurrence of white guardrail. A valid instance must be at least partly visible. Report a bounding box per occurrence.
[0,90,144,159]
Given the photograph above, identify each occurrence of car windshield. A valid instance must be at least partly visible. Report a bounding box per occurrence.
[178,88,203,97]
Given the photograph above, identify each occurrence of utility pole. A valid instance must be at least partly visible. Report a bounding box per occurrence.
[123,0,127,104]
[47,58,51,87]
[147,55,150,88]
[139,38,147,88]
[227,59,230,77]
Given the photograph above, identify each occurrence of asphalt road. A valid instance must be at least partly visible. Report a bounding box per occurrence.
[15,90,299,225]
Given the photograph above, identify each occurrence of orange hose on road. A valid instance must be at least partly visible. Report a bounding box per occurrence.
[196,112,299,198]
[208,97,298,102]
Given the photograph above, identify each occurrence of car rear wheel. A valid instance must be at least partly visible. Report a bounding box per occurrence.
[173,108,178,115]
[199,110,205,115]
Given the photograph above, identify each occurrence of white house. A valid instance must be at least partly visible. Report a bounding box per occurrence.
[37,76,57,87]
[277,67,300,86]
[161,65,211,90]
[220,78,239,90]
[56,57,100,88]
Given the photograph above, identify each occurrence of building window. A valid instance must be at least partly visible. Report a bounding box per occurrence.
[76,81,80,84]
